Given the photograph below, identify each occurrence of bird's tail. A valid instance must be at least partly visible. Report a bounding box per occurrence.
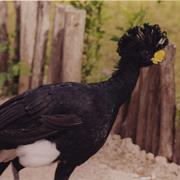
[0,126,58,149]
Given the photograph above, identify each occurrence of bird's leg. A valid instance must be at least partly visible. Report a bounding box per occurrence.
[11,158,24,180]
[0,162,10,175]
[54,162,76,180]
[11,164,20,180]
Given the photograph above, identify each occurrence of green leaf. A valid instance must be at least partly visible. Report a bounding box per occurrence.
[70,1,105,83]
[0,42,8,53]
[12,63,20,76]
[0,73,6,88]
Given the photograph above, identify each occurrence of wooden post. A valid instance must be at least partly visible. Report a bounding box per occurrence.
[18,1,38,93]
[174,118,180,164]
[0,2,8,72]
[14,1,21,63]
[48,5,67,84]
[112,77,141,141]
[136,66,161,154]
[62,8,86,82]
[19,2,50,93]
[111,103,129,134]
[48,5,86,83]
[112,44,176,160]
[31,2,50,89]
[158,44,176,160]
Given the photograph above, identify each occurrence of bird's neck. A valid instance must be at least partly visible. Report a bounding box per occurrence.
[105,58,140,107]
[92,58,140,137]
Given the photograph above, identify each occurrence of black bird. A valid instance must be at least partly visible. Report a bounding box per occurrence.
[0,24,168,180]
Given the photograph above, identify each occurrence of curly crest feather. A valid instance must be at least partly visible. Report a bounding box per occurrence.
[117,23,169,57]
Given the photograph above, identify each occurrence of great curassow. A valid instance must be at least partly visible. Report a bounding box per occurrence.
[0,24,168,180]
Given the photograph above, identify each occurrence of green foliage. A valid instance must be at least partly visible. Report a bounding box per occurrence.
[0,30,27,95]
[0,61,19,95]
[0,59,32,95]
[0,42,8,53]
[0,73,6,89]
[111,6,147,42]
[70,1,106,82]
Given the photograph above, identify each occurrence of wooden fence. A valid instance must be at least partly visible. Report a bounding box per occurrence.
[0,2,86,94]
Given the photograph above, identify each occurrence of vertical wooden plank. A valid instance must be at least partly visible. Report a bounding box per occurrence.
[61,8,86,82]
[174,118,180,164]
[158,44,176,160]
[0,2,8,72]
[31,2,50,89]
[116,78,141,141]
[14,1,21,63]
[48,5,66,84]
[144,66,161,154]
[48,5,85,84]
[111,103,128,134]
[19,1,38,93]
[134,68,150,149]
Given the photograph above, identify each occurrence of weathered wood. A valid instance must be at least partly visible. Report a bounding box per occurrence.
[111,103,128,134]
[143,66,161,154]
[48,5,66,84]
[113,44,176,160]
[0,2,8,72]
[135,68,150,149]
[174,118,180,164]
[14,1,21,63]
[31,2,50,89]
[158,44,176,160]
[61,8,86,82]
[18,1,38,93]
[113,77,141,141]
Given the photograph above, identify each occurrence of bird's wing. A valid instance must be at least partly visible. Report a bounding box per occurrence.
[41,114,82,130]
[0,86,55,130]
[0,113,82,149]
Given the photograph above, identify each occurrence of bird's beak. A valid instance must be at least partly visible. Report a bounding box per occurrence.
[151,50,165,64]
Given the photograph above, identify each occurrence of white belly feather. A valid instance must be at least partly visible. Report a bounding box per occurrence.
[0,140,60,168]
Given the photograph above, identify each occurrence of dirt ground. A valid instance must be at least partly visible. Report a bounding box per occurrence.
[1,135,180,180]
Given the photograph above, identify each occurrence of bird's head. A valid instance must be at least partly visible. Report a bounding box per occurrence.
[117,23,169,67]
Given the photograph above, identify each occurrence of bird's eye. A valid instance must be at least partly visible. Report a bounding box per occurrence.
[141,50,149,57]
[144,50,149,55]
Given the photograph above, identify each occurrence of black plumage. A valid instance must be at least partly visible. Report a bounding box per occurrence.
[0,24,168,180]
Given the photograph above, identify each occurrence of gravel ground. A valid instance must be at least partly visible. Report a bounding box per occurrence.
[1,135,180,180]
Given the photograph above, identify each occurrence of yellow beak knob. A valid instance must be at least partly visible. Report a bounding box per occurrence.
[151,50,165,64]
